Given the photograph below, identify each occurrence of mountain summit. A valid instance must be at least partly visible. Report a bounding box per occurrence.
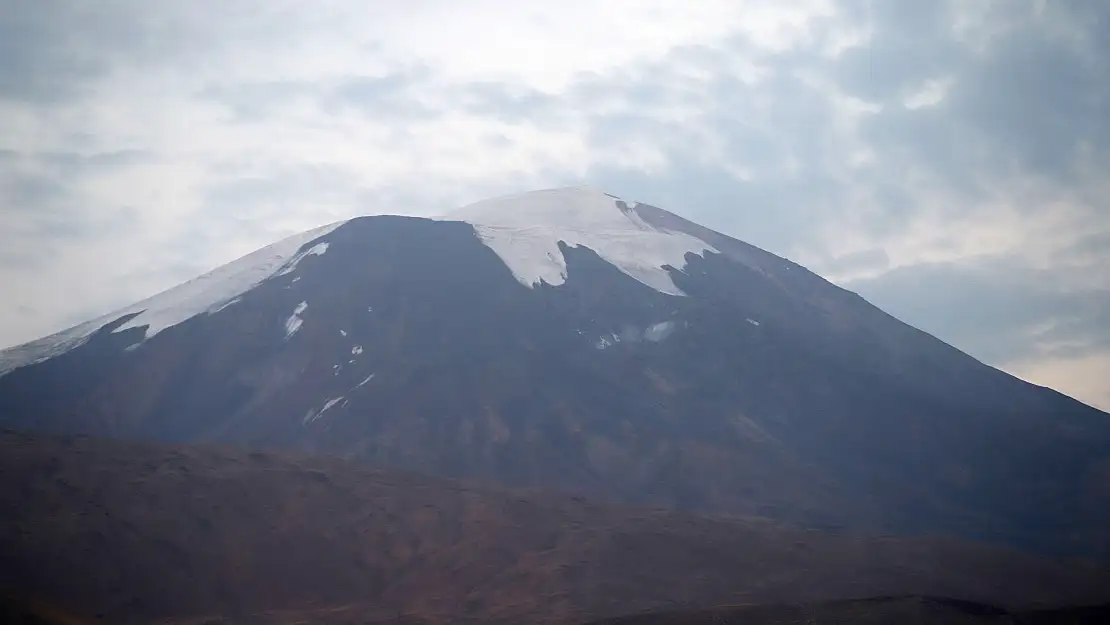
[1,186,1107,559]
[444,186,717,295]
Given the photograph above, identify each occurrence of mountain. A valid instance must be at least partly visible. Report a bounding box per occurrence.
[3,430,1109,625]
[1,186,1108,559]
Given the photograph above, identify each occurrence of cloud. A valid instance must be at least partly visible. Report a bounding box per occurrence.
[0,0,110,104]
[201,66,441,123]
[0,0,1107,409]
[845,256,1110,363]
[840,3,1110,193]
[0,149,150,249]
[821,248,891,276]
[1007,352,1110,413]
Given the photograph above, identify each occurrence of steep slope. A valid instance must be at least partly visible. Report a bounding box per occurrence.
[2,431,1109,625]
[0,186,1107,559]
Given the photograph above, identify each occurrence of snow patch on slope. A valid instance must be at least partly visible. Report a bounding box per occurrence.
[303,396,345,424]
[210,297,242,314]
[284,301,308,339]
[0,220,346,377]
[276,241,330,277]
[644,321,676,342]
[596,321,677,350]
[444,186,716,296]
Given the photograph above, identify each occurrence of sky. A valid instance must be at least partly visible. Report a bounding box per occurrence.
[1,0,1107,410]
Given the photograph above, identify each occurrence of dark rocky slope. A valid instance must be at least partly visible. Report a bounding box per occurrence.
[2,431,1109,625]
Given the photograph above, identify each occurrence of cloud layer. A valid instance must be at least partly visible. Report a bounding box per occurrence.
[1,0,1107,409]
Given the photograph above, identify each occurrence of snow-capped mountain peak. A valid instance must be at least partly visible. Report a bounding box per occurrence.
[2,187,719,375]
[5,187,717,375]
[444,186,717,295]
[2,185,1108,566]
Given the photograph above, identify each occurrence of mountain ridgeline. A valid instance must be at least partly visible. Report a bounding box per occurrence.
[1,186,1107,560]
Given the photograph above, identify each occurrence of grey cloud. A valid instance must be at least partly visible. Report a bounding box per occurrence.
[1,156,77,223]
[846,257,1110,364]
[821,248,891,276]
[458,82,562,123]
[332,73,417,103]
[1054,232,1110,266]
[200,81,315,120]
[571,64,695,110]
[0,0,107,103]
[0,205,138,271]
[857,106,984,200]
[0,151,149,268]
[452,56,714,133]
[709,70,834,176]
[832,0,960,102]
[199,161,500,225]
[188,161,440,267]
[325,67,440,120]
[0,0,364,106]
[1,150,154,197]
[5,174,69,212]
[836,0,1110,186]
[857,183,923,238]
[201,163,367,223]
[573,52,849,256]
[35,150,153,176]
[0,0,193,105]
[951,25,1110,179]
[203,67,439,122]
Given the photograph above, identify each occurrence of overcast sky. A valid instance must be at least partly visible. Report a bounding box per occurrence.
[1,0,1107,410]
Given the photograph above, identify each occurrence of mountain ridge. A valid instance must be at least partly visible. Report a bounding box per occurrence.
[1,186,1107,560]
